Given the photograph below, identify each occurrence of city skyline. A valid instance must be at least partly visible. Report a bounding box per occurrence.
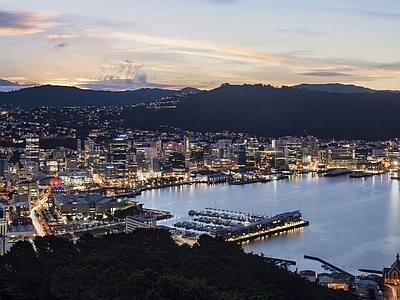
[1,1,400,92]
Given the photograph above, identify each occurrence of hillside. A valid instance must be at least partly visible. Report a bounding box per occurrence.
[2,83,400,140]
[0,85,197,107]
[122,84,400,140]
[0,229,359,300]
[292,83,376,93]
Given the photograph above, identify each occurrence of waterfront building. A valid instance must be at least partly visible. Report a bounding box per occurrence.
[231,149,246,167]
[151,157,171,174]
[299,270,316,282]
[126,215,156,232]
[169,151,186,173]
[49,192,140,219]
[302,136,319,166]
[383,253,400,284]
[188,170,227,183]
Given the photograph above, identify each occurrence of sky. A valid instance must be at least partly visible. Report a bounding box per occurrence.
[1,0,400,91]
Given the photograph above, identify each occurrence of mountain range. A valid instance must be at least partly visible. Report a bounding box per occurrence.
[121,83,400,140]
[292,83,377,94]
[1,83,400,140]
[0,85,200,107]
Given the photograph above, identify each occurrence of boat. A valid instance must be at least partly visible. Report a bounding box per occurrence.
[324,168,350,177]
[349,172,373,178]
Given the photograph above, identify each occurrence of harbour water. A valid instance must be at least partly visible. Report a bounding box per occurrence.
[140,174,400,275]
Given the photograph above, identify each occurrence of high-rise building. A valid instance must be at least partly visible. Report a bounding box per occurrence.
[77,138,82,152]
[0,218,7,236]
[0,154,7,178]
[84,139,95,153]
[0,235,6,256]
[169,151,185,173]
[108,137,128,165]
[25,135,40,163]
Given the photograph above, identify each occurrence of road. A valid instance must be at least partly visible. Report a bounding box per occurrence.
[385,284,397,300]
[29,191,50,237]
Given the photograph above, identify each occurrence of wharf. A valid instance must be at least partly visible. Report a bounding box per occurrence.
[349,172,373,178]
[304,255,354,279]
[229,178,269,185]
[175,209,309,243]
[225,219,309,242]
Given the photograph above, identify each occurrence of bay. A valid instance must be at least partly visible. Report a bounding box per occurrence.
[140,174,400,275]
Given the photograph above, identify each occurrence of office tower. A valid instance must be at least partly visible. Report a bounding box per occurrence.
[0,218,7,236]
[25,135,40,163]
[0,235,6,256]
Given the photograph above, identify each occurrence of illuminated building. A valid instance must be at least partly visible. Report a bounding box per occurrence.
[383,253,400,284]
[0,235,6,256]
[0,218,7,236]
[58,169,93,186]
[49,193,141,219]
[17,180,38,206]
[25,135,39,163]
[126,215,156,232]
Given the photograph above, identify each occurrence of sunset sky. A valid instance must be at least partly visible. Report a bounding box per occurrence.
[1,0,400,91]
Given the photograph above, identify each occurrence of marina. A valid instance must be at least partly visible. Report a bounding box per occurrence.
[174,208,309,242]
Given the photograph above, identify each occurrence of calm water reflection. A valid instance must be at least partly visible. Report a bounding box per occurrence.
[140,174,400,275]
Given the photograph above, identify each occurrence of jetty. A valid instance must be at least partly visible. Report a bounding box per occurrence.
[304,255,354,279]
[174,209,309,242]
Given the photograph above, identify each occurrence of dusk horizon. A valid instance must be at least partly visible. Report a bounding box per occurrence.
[1,1,399,92]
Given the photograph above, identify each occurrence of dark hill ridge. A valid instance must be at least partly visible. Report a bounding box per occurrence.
[293,83,376,94]
[2,83,400,140]
[122,84,400,140]
[0,85,201,107]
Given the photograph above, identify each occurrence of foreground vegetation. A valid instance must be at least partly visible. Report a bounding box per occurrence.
[0,229,359,299]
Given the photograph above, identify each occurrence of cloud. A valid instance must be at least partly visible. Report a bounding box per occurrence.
[102,60,149,83]
[78,77,171,91]
[48,33,75,50]
[76,60,163,91]
[54,41,69,50]
[47,33,78,39]
[298,70,354,77]
[0,10,58,35]
[352,9,400,21]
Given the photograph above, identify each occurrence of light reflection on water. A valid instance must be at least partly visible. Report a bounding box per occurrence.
[140,174,400,275]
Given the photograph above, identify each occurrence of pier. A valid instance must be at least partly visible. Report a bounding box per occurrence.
[263,256,297,269]
[304,255,354,279]
[174,209,309,242]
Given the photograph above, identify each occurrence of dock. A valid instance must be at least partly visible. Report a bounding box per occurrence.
[304,254,354,279]
[174,209,309,242]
